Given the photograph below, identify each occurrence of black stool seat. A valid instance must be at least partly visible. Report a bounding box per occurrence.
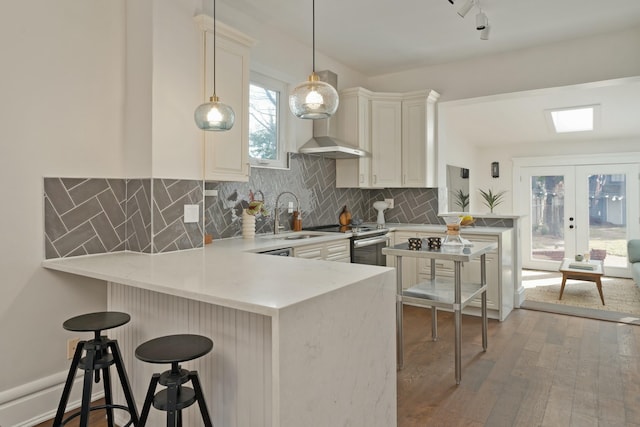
[136,334,213,364]
[54,311,138,427]
[63,311,130,333]
[136,334,214,427]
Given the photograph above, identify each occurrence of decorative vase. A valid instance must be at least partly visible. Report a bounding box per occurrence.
[242,209,255,239]
[442,215,463,251]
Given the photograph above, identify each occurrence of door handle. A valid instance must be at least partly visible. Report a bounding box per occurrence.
[569,225,574,229]
[569,217,574,221]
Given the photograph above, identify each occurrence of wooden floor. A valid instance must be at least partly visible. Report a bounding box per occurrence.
[34,399,111,427]
[398,306,640,427]
[38,307,640,427]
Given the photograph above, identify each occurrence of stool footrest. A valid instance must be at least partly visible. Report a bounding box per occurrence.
[59,403,135,426]
[153,386,197,411]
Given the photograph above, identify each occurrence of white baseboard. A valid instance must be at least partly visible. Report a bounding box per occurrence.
[0,370,104,427]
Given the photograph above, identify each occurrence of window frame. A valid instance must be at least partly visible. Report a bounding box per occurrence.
[248,71,290,169]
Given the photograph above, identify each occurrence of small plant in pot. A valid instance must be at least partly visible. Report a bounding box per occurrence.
[452,189,470,212]
[478,188,507,213]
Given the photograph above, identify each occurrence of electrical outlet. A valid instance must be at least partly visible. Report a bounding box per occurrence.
[384,198,394,209]
[67,337,80,360]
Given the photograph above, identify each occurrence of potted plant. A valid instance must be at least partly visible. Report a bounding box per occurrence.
[242,190,268,238]
[478,188,507,213]
[452,189,470,212]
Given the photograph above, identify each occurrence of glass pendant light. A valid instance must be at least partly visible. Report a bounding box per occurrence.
[289,0,339,119]
[194,0,235,131]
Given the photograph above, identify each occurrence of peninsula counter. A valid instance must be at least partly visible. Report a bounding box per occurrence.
[43,240,397,427]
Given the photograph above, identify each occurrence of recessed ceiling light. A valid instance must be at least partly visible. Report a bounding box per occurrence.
[546,105,599,133]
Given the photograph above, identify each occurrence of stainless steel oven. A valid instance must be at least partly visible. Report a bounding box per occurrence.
[303,225,389,266]
[351,233,389,265]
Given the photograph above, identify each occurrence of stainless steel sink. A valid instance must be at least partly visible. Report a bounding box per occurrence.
[258,232,327,240]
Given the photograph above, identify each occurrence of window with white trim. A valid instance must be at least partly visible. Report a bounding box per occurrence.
[248,72,289,169]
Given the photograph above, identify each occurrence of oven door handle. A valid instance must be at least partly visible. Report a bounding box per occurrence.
[352,236,389,249]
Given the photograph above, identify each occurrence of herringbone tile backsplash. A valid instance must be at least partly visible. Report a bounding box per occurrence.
[45,178,128,258]
[44,155,512,257]
[44,178,203,258]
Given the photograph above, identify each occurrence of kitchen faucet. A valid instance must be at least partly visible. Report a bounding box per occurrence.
[273,191,300,234]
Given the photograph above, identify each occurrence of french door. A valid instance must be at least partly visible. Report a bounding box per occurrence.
[518,163,639,277]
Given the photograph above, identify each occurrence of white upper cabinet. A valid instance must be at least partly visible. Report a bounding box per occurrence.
[402,90,440,187]
[195,16,254,182]
[371,94,403,187]
[335,88,372,188]
[335,87,440,188]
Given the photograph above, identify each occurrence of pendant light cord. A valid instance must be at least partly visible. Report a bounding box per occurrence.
[213,0,217,96]
[312,0,315,73]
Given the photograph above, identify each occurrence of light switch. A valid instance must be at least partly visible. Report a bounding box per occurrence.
[204,189,218,197]
[288,201,294,213]
[183,204,199,223]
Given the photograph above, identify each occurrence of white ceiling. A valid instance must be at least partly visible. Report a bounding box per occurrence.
[440,77,640,146]
[221,0,640,76]
[222,0,640,145]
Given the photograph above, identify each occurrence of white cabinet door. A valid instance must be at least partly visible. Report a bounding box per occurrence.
[335,88,439,189]
[461,235,501,312]
[293,242,324,260]
[336,88,372,188]
[325,240,351,262]
[371,98,402,187]
[416,231,454,279]
[401,91,439,187]
[197,18,253,182]
[392,231,419,289]
[293,239,351,262]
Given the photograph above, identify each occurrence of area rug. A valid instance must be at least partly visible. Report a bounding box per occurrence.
[521,269,640,324]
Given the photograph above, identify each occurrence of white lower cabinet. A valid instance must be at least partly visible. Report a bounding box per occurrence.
[393,228,513,321]
[293,239,350,263]
[389,231,419,289]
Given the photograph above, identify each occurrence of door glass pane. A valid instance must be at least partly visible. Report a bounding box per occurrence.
[531,175,565,261]
[587,174,627,268]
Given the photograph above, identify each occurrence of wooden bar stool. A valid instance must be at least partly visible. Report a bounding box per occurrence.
[135,334,214,427]
[53,311,139,427]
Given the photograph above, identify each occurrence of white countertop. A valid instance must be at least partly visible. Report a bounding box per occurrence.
[383,223,512,235]
[42,232,392,317]
[42,224,512,316]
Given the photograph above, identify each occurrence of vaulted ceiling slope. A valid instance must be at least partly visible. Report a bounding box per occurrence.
[221,0,640,76]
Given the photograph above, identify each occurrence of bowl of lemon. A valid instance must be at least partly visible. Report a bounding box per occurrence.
[459,215,475,227]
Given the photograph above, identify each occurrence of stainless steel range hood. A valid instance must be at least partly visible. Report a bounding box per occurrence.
[297,71,368,159]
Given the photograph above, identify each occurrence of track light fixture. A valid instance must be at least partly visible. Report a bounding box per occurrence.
[457,0,474,18]
[475,11,487,30]
[449,0,492,40]
[480,24,490,40]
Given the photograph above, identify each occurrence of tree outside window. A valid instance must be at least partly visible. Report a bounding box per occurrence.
[248,72,288,168]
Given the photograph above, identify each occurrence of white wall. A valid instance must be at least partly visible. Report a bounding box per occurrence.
[386,26,640,214]
[216,2,369,152]
[366,26,640,101]
[151,0,204,179]
[2,0,638,423]
[0,0,125,415]
[471,138,640,214]
[0,1,367,423]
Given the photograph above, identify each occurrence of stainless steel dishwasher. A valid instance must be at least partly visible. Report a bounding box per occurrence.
[259,247,293,257]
